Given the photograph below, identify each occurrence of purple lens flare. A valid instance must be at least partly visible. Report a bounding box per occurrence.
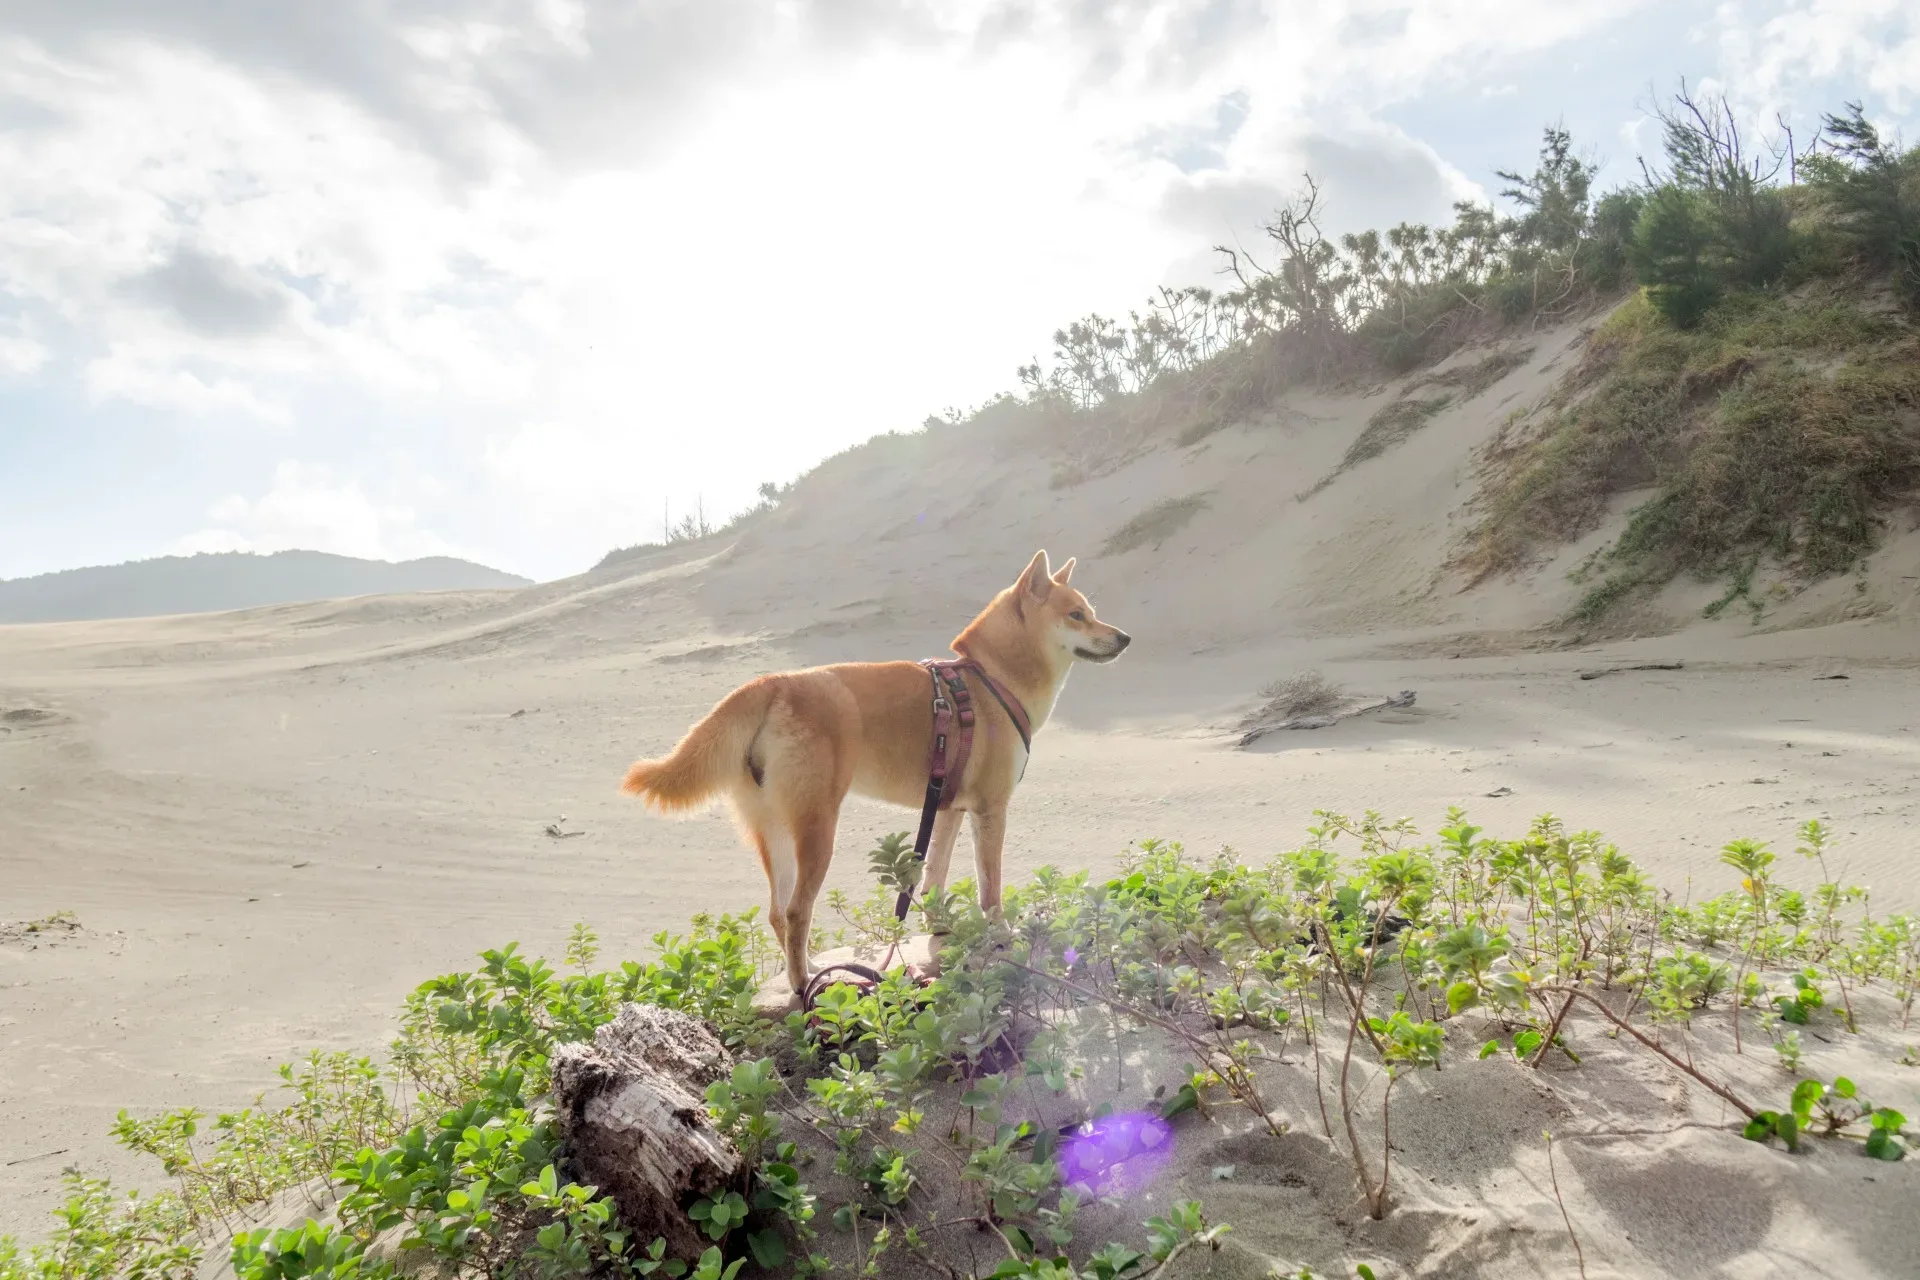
[1057,1110,1175,1198]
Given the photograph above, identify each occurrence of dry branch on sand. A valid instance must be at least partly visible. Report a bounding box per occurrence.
[1237,675,1416,745]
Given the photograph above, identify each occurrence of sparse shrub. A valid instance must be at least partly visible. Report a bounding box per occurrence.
[1343,395,1451,467]
[1583,188,1648,292]
[1806,103,1920,307]
[1633,186,1730,328]
[1420,347,1533,399]
[1570,574,1639,627]
[1101,493,1210,555]
[1253,672,1345,721]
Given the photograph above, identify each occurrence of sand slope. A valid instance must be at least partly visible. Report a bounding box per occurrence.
[4,308,1918,1267]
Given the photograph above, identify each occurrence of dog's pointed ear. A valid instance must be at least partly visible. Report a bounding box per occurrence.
[1051,556,1076,585]
[1019,550,1053,602]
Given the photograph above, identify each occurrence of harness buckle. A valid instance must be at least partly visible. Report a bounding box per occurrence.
[932,696,951,713]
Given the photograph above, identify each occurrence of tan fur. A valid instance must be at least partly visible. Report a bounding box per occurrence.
[620,550,1130,992]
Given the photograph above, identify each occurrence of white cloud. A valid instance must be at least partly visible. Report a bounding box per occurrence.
[84,348,291,423]
[179,461,451,563]
[0,34,541,414]
[1713,1,1920,118]
[0,316,48,376]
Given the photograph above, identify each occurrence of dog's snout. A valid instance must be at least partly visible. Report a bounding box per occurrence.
[1111,630,1132,651]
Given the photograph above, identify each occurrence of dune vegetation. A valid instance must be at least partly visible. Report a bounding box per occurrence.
[615,87,1919,627]
[3,811,1914,1279]
[1013,92,1920,627]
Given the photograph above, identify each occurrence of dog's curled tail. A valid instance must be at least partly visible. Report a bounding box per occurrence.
[621,678,775,814]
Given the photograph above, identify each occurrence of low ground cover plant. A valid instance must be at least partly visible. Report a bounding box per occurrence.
[3,811,1914,1280]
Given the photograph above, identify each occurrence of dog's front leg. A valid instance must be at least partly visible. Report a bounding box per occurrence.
[918,808,964,900]
[969,809,1008,918]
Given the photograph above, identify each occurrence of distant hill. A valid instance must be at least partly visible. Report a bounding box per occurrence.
[0,550,532,624]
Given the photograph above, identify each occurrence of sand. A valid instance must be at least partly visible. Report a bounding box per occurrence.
[4,310,1918,1273]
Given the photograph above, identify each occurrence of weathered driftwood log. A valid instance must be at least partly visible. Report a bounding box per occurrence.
[1238,689,1416,747]
[548,1004,742,1258]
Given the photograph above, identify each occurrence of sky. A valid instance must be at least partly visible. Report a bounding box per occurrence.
[2,1,1915,583]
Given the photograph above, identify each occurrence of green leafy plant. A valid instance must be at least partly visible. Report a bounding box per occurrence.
[16,801,1920,1280]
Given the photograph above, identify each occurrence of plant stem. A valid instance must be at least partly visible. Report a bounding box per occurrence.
[1337,997,1379,1218]
[1375,1075,1396,1221]
[1544,1130,1588,1279]
[1005,960,1283,1136]
[1529,991,1579,1069]
[1302,994,1335,1141]
[1538,987,1757,1119]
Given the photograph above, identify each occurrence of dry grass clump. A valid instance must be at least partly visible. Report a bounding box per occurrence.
[1248,671,1345,725]
[1297,395,1453,502]
[1170,332,1305,447]
[1417,346,1535,399]
[1101,492,1211,555]
[1344,395,1453,467]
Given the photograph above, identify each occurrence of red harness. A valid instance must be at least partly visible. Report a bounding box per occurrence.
[801,660,1033,1018]
[893,658,1032,919]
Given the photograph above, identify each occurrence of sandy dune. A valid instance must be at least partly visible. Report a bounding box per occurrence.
[4,313,1919,1268]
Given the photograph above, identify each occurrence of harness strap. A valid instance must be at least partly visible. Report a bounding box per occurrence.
[968,664,1032,755]
[893,658,1031,922]
[804,658,1028,1016]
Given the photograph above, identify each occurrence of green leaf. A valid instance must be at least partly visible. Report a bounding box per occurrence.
[1087,1243,1146,1280]
[1358,1267,1378,1280]
[1513,1030,1544,1059]
[1832,1077,1857,1100]
[1865,1129,1905,1161]
[1446,981,1480,1016]
[1743,1112,1779,1143]
[1160,1083,1200,1120]
[747,1229,788,1268]
[1478,1039,1499,1060]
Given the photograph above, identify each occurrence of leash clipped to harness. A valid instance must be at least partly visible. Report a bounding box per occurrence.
[894,659,1032,922]
[801,659,1031,1023]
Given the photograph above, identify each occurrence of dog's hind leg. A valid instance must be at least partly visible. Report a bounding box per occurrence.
[782,806,839,992]
[751,828,790,953]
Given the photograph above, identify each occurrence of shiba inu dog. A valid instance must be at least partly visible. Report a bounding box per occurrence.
[620,550,1130,992]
